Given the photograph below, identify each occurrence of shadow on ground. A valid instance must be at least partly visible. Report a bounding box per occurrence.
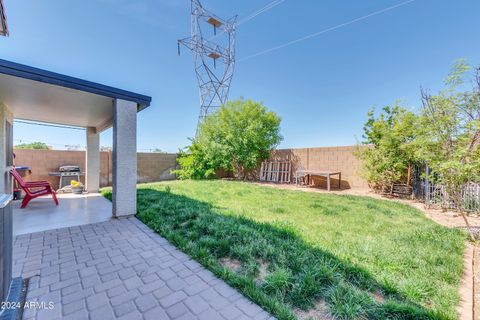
[104,187,453,320]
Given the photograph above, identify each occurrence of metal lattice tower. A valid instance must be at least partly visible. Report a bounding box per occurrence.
[178,0,237,132]
[0,0,9,36]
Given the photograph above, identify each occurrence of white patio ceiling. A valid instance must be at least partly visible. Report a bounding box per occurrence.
[0,59,151,132]
[0,73,114,131]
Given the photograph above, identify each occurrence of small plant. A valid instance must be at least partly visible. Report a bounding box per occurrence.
[327,283,371,319]
[240,259,260,278]
[263,268,294,300]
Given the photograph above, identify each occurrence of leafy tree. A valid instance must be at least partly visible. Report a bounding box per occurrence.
[357,105,418,192]
[174,98,282,180]
[14,141,50,150]
[416,60,480,239]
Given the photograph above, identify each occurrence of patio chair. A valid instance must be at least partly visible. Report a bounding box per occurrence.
[10,168,58,208]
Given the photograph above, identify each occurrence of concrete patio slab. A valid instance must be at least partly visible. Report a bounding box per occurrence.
[13,217,274,320]
[13,193,112,236]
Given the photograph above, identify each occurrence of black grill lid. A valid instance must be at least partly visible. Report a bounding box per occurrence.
[59,166,80,172]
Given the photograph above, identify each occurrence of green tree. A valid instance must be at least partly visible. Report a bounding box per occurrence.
[174,98,282,180]
[357,104,418,192]
[14,141,50,150]
[416,60,480,239]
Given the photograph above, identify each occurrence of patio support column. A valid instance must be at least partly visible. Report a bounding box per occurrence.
[112,99,137,218]
[85,127,100,193]
[0,103,13,194]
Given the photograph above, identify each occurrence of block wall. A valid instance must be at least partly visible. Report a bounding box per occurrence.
[271,146,368,189]
[13,149,177,190]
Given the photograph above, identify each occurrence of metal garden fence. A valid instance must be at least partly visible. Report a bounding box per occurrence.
[412,165,480,213]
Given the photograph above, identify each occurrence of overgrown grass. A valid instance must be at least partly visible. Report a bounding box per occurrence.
[102,180,466,320]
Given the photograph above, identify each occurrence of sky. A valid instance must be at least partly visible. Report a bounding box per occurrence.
[1,0,479,152]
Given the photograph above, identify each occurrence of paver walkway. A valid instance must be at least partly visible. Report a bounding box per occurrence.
[13,217,273,320]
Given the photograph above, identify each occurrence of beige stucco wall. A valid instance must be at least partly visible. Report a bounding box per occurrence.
[13,149,177,190]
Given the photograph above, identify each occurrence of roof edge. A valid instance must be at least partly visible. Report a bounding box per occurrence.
[0,59,152,108]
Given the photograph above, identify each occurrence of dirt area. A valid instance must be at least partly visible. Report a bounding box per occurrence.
[255,182,478,319]
[220,257,270,285]
[369,290,386,304]
[256,259,269,283]
[219,257,242,272]
[294,300,335,320]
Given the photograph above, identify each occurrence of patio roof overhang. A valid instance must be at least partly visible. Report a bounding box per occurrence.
[0,59,152,131]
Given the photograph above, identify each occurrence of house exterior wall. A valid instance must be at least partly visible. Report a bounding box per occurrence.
[0,103,13,307]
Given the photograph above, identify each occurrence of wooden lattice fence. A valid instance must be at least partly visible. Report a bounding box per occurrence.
[259,161,291,183]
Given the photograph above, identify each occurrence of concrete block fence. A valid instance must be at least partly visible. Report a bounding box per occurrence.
[271,146,368,189]
[13,149,178,190]
[13,145,368,190]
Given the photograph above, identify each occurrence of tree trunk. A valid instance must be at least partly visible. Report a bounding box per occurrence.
[459,210,476,242]
[456,192,477,242]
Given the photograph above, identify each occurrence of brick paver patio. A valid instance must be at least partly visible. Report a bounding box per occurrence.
[13,218,273,320]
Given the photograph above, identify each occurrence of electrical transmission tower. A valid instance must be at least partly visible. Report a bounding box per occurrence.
[178,0,237,132]
[0,0,9,36]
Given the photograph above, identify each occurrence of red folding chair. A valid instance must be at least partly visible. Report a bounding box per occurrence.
[10,168,58,209]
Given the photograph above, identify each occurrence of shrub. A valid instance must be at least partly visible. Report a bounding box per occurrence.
[357,105,418,192]
[173,144,216,180]
[174,98,282,180]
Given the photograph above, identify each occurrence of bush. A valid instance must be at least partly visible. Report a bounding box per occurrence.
[357,105,418,192]
[174,98,282,180]
[14,141,49,150]
[174,145,216,180]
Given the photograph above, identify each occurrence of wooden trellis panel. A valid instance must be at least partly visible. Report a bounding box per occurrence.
[260,161,291,183]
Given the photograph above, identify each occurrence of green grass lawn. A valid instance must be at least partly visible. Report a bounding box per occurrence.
[103,180,466,320]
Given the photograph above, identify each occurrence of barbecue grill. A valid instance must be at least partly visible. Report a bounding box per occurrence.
[59,165,80,172]
[49,165,84,191]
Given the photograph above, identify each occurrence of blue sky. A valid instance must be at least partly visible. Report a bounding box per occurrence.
[1,0,479,152]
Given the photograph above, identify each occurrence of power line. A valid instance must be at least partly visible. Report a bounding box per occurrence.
[206,0,286,41]
[237,0,285,26]
[238,0,416,62]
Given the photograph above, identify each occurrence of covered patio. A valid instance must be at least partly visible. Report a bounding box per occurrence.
[0,58,152,313]
[12,193,112,235]
[0,58,151,218]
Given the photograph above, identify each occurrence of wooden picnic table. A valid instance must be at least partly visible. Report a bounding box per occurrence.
[294,170,341,191]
